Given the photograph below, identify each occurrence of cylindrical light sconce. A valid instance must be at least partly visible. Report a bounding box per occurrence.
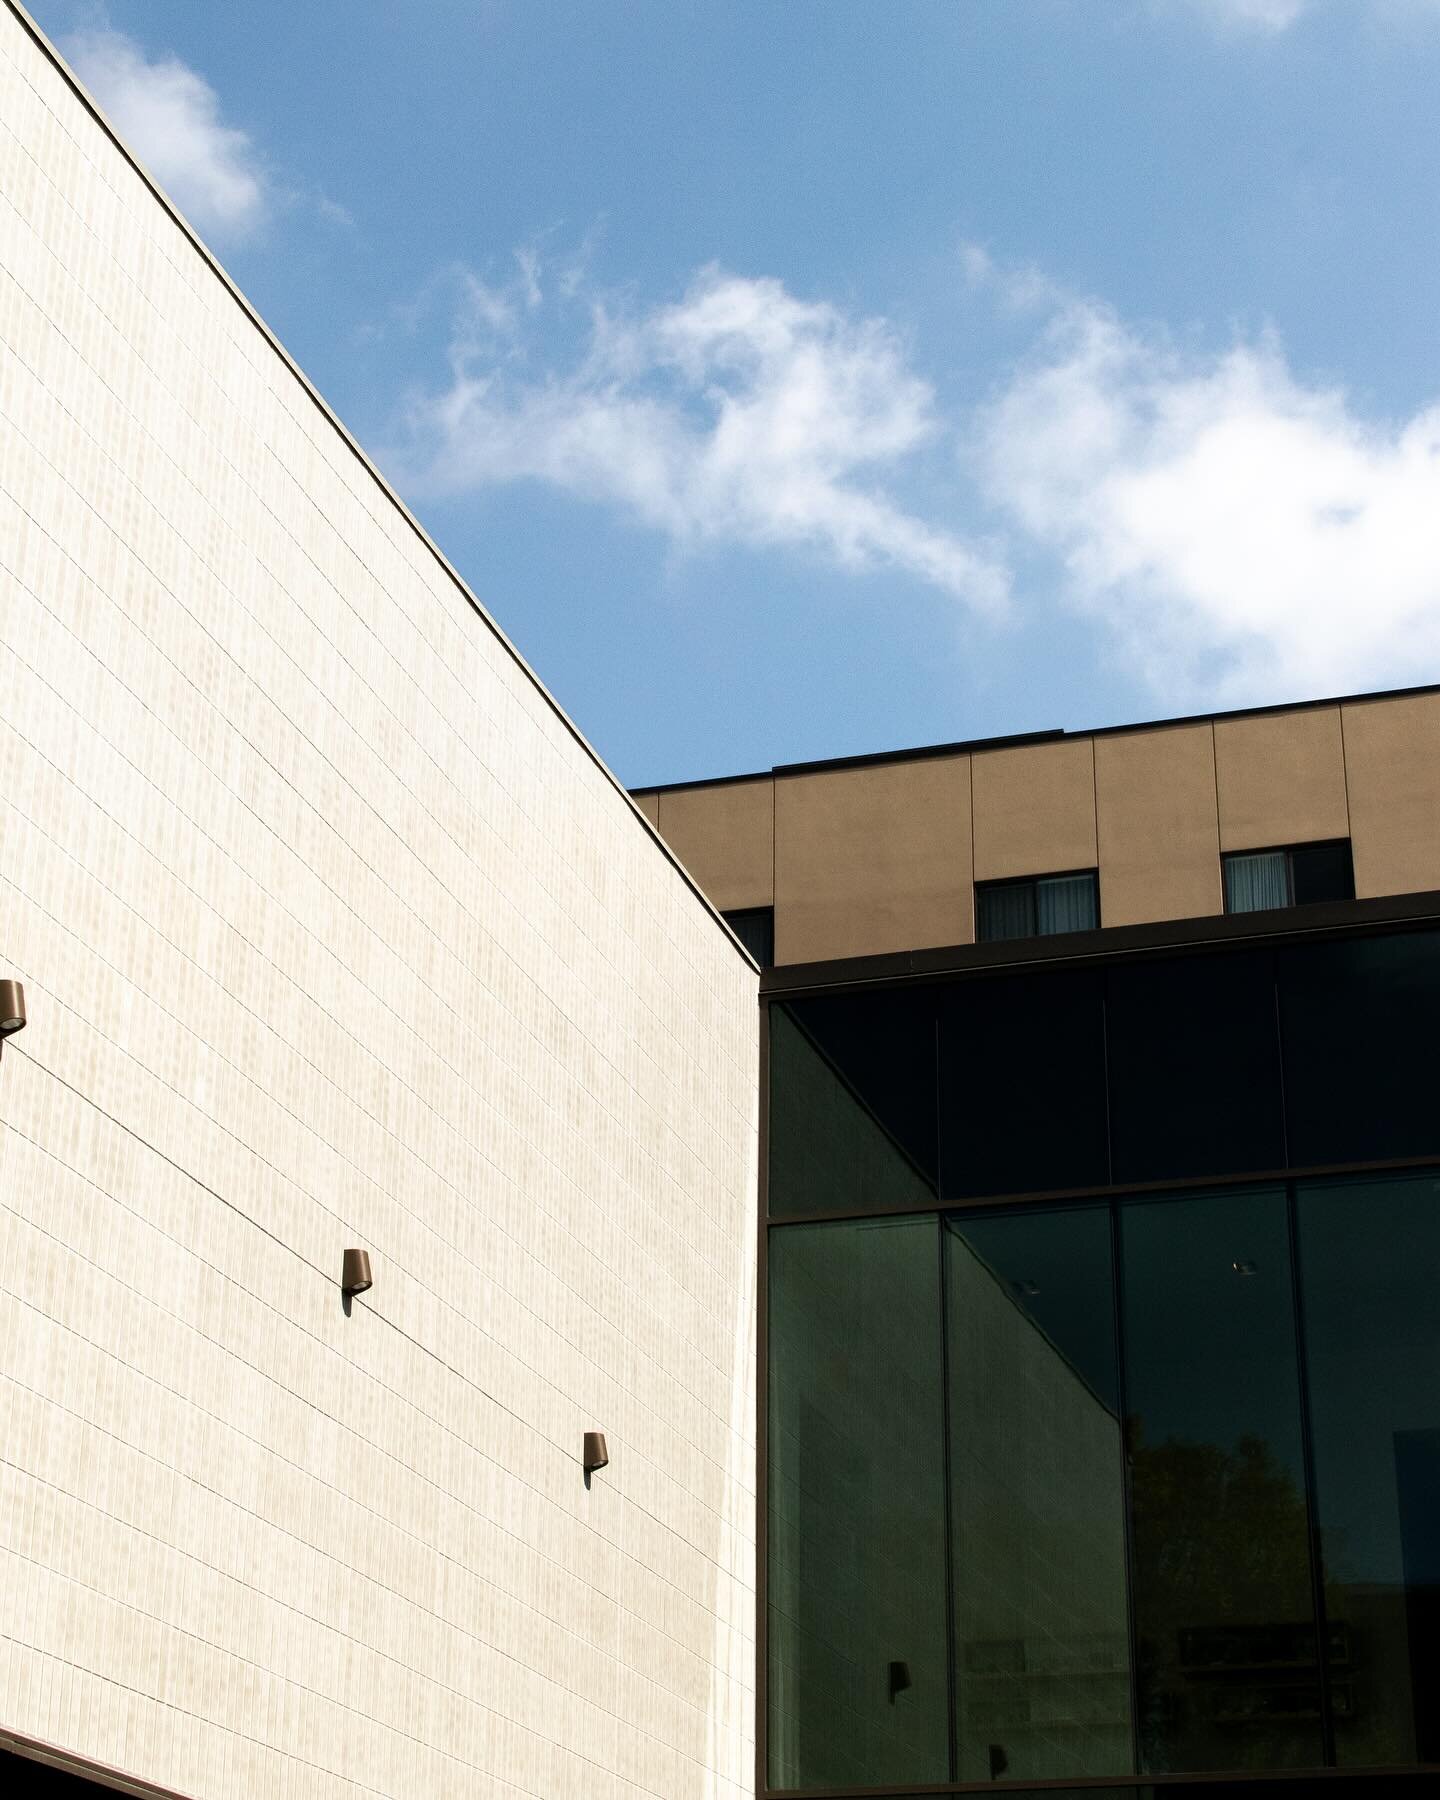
[0,980,26,1037]
[583,1431,609,1474]
[341,1248,373,1295]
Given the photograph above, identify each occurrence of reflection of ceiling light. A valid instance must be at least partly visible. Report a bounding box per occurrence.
[1233,1260,1257,1276]
[1011,1279,1041,1297]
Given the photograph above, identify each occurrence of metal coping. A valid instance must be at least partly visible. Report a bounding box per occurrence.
[1,1728,193,1797]
[633,678,1440,796]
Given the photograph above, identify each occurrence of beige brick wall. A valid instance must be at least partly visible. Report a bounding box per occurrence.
[0,7,758,1797]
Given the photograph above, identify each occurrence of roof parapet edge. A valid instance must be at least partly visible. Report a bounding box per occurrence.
[632,679,1440,797]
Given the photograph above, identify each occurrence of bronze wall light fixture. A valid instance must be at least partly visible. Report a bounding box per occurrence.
[341,1248,373,1296]
[0,981,26,1061]
[583,1432,609,1474]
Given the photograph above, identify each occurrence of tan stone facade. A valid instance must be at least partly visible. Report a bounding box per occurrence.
[636,690,1440,965]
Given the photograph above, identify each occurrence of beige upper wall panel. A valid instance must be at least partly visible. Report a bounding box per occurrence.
[1214,707,1349,850]
[657,778,774,909]
[775,756,972,963]
[1096,724,1221,925]
[971,739,1097,880]
[633,790,660,826]
[1342,692,1440,897]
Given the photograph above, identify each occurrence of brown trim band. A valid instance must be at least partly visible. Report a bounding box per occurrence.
[764,1768,1440,1796]
[760,889,1440,998]
[1,1727,194,1798]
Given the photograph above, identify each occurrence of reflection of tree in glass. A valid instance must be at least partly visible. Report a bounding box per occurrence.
[1129,1428,1323,1771]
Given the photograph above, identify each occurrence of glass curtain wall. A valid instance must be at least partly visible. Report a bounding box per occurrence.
[767,1217,949,1790]
[769,1178,1440,1789]
[946,1207,1131,1782]
[1120,1189,1320,1773]
[1296,1170,1440,1768]
[766,928,1440,1793]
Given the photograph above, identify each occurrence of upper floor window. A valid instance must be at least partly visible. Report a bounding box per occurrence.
[722,906,774,965]
[1223,839,1355,915]
[976,870,1099,943]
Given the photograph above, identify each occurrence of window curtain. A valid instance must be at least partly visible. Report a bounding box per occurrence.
[1224,851,1289,914]
[1036,873,1099,935]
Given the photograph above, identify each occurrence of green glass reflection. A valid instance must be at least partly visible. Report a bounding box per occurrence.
[1120,1188,1322,1774]
[767,1217,948,1788]
[1298,1171,1440,1766]
[945,1208,1133,1781]
[768,1001,937,1218]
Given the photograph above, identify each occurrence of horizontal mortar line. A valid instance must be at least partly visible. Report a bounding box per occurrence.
[2,1056,759,1590]
[3,1511,749,1800]
[0,65,748,962]
[0,786,738,1380]
[0,1398,748,1757]
[0,845,744,1407]
[0,970,745,1479]
[0,651,739,1296]
[0,1220,754,1696]
[0,310,738,1064]
[0,1273,752,1701]
[0,1545,543,1800]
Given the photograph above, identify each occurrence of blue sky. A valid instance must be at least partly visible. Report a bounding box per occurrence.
[28,0,1440,785]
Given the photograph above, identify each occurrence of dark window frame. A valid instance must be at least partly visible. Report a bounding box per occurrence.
[1222,839,1355,915]
[975,866,1101,943]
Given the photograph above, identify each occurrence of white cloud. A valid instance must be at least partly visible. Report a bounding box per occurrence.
[396,263,1010,615]
[1170,0,1307,31]
[63,29,267,240]
[394,248,1440,704]
[1161,0,1440,35]
[977,299,1440,701]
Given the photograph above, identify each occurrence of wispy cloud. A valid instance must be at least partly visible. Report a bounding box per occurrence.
[977,294,1440,702]
[1161,0,1440,34]
[390,246,1440,705]
[63,28,268,240]
[392,262,1010,614]
[1165,0,1307,33]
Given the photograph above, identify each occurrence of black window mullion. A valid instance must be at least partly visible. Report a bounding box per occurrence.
[1287,1180,1337,1766]
[937,1214,959,1784]
[1111,1198,1143,1780]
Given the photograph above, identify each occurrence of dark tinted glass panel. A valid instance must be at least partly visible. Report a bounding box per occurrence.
[1290,841,1354,906]
[1298,1171,1440,1766]
[1106,950,1284,1184]
[1120,1188,1321,1774]
[1279,931,1440,1167]
[939,969,1108,1200]
[768,1218,948,1788]
[722,905,773,964]
[769,993,938,1217]
[945,1208,1132,1780]
[978,880,1037,942]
